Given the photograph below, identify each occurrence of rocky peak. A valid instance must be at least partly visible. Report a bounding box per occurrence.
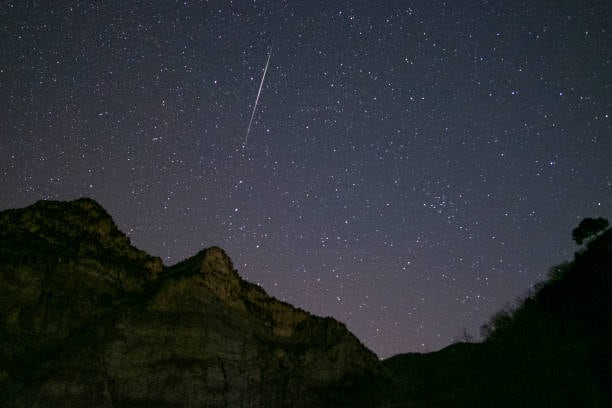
[0,197,163,289]
[0,199,385,407]
[3,197,114,239]
[199,246,235,275]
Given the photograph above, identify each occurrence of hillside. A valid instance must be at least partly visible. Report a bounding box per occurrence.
[0,199,382,407]
[383,226,612,407]
[1,198,610,407]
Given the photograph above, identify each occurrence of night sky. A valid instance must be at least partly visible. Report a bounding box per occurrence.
[1,0,611,358]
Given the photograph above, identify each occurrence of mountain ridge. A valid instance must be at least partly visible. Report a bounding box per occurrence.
[0,198,383,407]
[381,226,612,407]
[2,198,611,407]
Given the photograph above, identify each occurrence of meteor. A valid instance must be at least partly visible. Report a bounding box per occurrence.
[243,46,273,148]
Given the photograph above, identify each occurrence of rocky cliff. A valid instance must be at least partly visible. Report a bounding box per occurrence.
[0,199,382,407]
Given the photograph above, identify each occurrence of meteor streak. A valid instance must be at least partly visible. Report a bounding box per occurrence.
[243,46,273,148]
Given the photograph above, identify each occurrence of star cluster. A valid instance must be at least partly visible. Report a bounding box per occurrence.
[1,0,611,358]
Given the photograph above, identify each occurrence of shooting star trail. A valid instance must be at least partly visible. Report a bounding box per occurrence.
[243,46,273,148]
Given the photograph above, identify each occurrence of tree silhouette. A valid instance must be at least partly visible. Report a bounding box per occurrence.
[572,217,609,245]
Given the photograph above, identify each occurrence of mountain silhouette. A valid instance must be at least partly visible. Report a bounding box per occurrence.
[383,222,612,407]
[1,198,610,407]
[0,198,382,407]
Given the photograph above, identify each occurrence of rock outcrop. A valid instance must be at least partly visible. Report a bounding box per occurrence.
[0,199,381,407]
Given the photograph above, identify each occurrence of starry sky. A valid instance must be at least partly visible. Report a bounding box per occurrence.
[1,0,611,358]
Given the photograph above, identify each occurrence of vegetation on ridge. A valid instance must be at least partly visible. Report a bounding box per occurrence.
[383,218,612,407]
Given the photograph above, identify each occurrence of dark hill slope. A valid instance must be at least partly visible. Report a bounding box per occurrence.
[384,228,612,407]
[3,199,609,407]
[0,199,382,407]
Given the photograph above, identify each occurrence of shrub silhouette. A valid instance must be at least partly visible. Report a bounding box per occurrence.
[572,217,609,245]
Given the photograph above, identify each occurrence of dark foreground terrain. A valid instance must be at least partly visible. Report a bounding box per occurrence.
[383,219,612,407]
[1,199,610,407]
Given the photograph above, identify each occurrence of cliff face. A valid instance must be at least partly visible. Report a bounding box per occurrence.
[0,199,381,407]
